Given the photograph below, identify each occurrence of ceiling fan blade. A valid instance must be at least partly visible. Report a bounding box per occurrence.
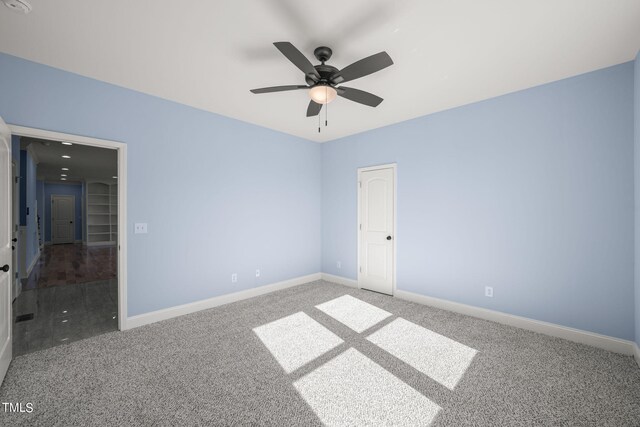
[250,85,308,94]
[274,42,320,81]
[331,51,393,84]
[337,86,383,107]
[306,100,323,117]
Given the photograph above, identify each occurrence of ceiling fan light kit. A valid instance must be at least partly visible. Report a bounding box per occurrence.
[309,84,337,104]
[250,42,393,132]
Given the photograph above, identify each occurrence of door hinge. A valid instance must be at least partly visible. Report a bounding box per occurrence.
[359,266,362,273]
[359,224,362,231]
[359,181,362,188]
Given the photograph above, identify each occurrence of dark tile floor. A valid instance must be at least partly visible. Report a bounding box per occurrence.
[22,243,117,290]
[13,243,119,355]
[13,280,118,356]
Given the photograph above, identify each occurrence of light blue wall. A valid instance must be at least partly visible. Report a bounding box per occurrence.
[635,50,640,346]
[322,62,635,340]
[0,52,322,317]
[44,182,83,242]
[19,149,39,271]
[1,51,634,339]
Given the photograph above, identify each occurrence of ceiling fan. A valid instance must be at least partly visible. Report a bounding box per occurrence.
[250,42,393,118]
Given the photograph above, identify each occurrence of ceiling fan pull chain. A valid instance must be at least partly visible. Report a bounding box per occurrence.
[325,86,328,127]
[318,112,321,133]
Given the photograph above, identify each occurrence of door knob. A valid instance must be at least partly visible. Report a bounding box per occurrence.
[12,238,17,242]
[386,235,392,240]
[1,265,9,273]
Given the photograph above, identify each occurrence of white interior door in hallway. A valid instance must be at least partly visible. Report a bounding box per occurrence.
[51,195,75,244]
[0,116,13,385]
[358,165,396,295]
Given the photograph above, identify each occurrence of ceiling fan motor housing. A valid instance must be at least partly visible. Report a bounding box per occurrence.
[306,63,339,86]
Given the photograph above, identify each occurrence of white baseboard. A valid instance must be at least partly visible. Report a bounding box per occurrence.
[395,289,635,356]
[321,272,358,288]
[21,250,40,279]
[635,342,640,369]
[125,273,322,330]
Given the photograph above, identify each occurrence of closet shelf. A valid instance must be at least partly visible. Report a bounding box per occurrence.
[86,181,118,247]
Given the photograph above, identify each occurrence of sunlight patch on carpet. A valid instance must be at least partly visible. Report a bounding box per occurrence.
[315,294,392,333]
[294,348,441,426]
[367,317,477,389]
[253,312,343,373]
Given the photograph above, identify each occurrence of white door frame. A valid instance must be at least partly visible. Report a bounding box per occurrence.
[357,163,397,295]
[51,194,75,244]
[0,118,12,385]
[8,125,128,330]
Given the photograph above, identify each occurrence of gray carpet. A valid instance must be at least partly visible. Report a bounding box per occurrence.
[1,280,639,426]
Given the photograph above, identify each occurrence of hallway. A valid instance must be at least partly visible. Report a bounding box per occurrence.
[22,243,117,290]
[13,243,118,356]
[13,280,117,356]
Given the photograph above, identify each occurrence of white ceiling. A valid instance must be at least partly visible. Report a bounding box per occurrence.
[1,1,639,143]
[22,137,117,182]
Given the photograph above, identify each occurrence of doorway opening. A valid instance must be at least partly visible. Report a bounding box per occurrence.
[9,128,126,356]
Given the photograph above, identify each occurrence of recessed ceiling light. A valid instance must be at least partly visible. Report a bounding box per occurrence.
[2,0,32,14]
[61,178,67,181]
[61,168,69,171]
[61,142,73,146]
[61,174,67,177]
[62,155,70,159]
[112,176,117,179]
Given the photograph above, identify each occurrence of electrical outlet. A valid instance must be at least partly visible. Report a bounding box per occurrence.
[231,273,237,283]
[337,261,341,269]
[134,223,148,234]
[485,286,493,298]
[255,269,260,278]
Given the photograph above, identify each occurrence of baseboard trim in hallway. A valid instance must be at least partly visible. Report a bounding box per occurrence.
[394,289,636,356]
[125,273,322,330]
[22,250,40,280]
[635,343,640,369]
